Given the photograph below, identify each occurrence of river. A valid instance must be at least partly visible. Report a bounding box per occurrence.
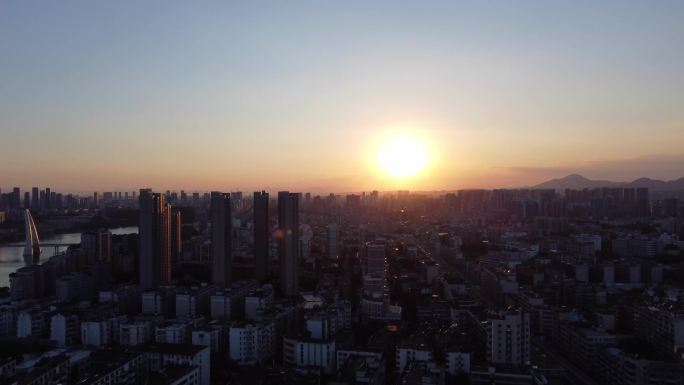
[0,226,138,287]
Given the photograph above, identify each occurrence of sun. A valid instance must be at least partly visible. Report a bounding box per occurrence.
[377,135,428,178]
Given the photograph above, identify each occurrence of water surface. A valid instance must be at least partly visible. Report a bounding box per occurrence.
[0,226,138,287]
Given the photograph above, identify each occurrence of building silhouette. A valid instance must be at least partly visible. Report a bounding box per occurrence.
[31,187,39,209]
[139,189,173,290]
[171,208,182,269]
[211,192,232,288]
[253,191,269,282]
[12,187,20,210]
[278,191,299,296]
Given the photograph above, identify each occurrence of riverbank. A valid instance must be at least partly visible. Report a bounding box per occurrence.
[0,210,138,244]
[0,226,138,288]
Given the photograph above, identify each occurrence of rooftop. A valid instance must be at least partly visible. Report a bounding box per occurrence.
[136,343,207,356]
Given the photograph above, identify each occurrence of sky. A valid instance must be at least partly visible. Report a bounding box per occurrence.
[1,1,683,193]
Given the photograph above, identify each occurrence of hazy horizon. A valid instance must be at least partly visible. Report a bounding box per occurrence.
[2,1,683,192]
[4,161,684,196]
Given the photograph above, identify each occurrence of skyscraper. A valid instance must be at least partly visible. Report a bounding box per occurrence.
[171,208,182,269]
[231,191,243,211]
[139,189,173,290]
[45,187,51,209]
[365,243,386,279]
[327,222,338,260]
[55,193,63,211]
[253,191,269,282]
[31,187,39,209]
[12,187,20,210]
[211,192,232,288]
[278,191,299,296]
[160,202,173,284]
[486,310,530,365]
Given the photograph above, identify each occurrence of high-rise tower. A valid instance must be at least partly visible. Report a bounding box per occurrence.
[171,208,182,269]
[211,192,232,288]
[253,191,269,282]
[139,189,173,290]
[31,187,39,209]
[44,187,51,209]
[278,191,299,296]
[12,187,20,210]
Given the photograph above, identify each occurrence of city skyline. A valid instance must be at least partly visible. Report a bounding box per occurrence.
[4,164,684,197]
[2,2,684,384]
[2,1,683,192]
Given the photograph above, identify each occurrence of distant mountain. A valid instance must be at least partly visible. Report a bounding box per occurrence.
[533,174,684,191]
[623,177,684,190]
[533,174,622,190]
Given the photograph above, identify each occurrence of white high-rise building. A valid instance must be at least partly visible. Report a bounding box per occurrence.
[50,313,79,347]
[486,310,530,365]
[283,336,336,374]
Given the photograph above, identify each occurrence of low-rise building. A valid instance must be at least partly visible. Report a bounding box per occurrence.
[79,349,148,385]
[50,313,80,347]
[156,319,194,344]
[176,286,212,319]
[396,335,433,372]
[283,334,336,374]
[229,322,276,365]
[137,343,211,385]
[192,324,226,354]
[120,320,154,346]
[81,315,126,347]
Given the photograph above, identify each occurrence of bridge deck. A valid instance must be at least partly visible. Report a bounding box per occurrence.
[0,243,79,247]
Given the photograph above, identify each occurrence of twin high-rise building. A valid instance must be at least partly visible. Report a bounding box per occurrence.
[278,191,299,297]
[253,191,269,282]
[211,192,232,288]
[139,189,180,290]
[209,190,299,295]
